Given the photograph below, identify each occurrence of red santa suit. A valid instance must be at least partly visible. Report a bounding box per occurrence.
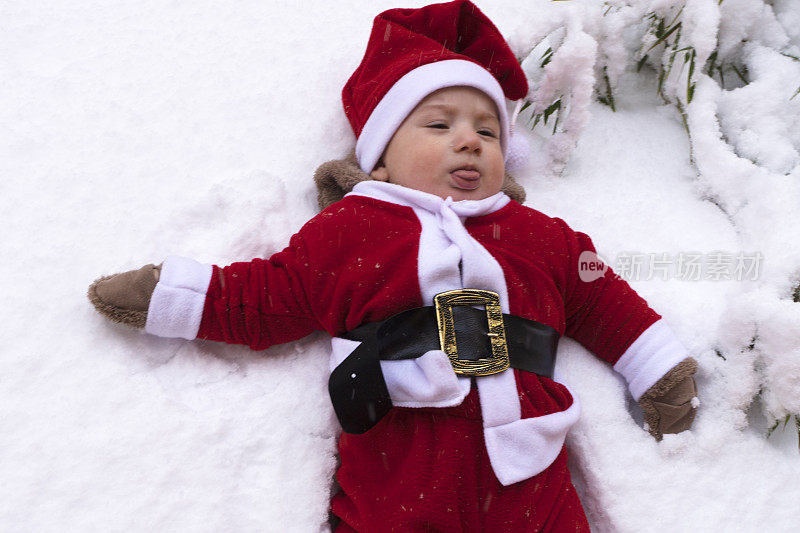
[144,180,690,532]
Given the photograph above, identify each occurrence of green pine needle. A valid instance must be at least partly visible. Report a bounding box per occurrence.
[687,49,696,103]
[659,45,679,97]
[675,100,693,164]
[766,414,800,453]
[540,47,554,68]
[796,417,800,452]
[647,21,682,52]
[707,50,718,72]
[667,6,685,29]
[602,69,616,112]
[731,64,748,84]
[542,99,561,124]
[656,17,665,39]
[670,46,694,55]
[766,415,791,438]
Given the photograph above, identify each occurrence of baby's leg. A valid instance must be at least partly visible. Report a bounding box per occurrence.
[330,389,591,532]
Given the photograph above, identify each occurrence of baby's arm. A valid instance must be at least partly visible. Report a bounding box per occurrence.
[88,235,322,351]
[557,220,698,440]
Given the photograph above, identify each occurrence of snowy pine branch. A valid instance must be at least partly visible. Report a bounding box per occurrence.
[513,0,800,439]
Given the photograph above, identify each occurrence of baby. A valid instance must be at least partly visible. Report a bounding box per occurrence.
[89,1,699,531]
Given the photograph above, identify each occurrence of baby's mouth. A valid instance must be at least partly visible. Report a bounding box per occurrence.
[450,168,481,190]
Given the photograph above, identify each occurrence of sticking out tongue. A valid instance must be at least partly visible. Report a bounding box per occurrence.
[452,169,479,179]
[451,169,480,190]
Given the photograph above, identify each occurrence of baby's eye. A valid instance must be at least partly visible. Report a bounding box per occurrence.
[478,129,497,138]
[426,123,448,129]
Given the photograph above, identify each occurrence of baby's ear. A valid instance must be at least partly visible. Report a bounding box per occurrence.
[369,159,390,182]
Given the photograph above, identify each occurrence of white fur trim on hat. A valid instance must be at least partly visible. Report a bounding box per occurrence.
[355,59,510,173]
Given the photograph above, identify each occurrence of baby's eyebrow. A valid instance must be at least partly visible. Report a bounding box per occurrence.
[476,111,500,123]
[418,103,499,122]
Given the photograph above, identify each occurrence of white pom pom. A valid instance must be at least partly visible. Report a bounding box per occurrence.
[504,129,530,172]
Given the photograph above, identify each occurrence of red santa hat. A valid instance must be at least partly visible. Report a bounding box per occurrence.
[343,0,529,174]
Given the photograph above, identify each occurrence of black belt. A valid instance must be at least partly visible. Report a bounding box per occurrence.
[328,289,560,434]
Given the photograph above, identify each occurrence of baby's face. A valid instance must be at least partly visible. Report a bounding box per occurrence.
[370,86,505,201]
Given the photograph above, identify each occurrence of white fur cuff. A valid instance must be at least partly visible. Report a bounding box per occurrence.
[613,319,690,401]
[145,255,213,340]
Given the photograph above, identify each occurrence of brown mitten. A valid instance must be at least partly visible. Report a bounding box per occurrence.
[87,264,161,328]
[638,357,698,440]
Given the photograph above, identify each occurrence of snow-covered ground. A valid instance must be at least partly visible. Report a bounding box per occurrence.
[2,1,799,531]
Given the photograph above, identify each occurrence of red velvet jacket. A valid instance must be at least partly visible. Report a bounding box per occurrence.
[144,183,687,487]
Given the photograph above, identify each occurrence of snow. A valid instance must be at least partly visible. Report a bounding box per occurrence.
[2,0,799,531]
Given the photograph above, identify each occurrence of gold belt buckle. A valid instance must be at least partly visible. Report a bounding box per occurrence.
[434,289,510,376]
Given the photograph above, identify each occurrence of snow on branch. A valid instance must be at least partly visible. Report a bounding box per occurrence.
[512,0,800,438]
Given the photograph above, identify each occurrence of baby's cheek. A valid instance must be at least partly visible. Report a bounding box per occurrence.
[404,158,436,180]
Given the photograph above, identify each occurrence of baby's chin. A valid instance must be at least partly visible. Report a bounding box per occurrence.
[380,178,503,202]
[441,186,503,202]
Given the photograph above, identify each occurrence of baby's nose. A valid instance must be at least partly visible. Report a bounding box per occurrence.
[453,128,481,152]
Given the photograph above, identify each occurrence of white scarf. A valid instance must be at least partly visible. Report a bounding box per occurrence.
[331,181,579,486]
